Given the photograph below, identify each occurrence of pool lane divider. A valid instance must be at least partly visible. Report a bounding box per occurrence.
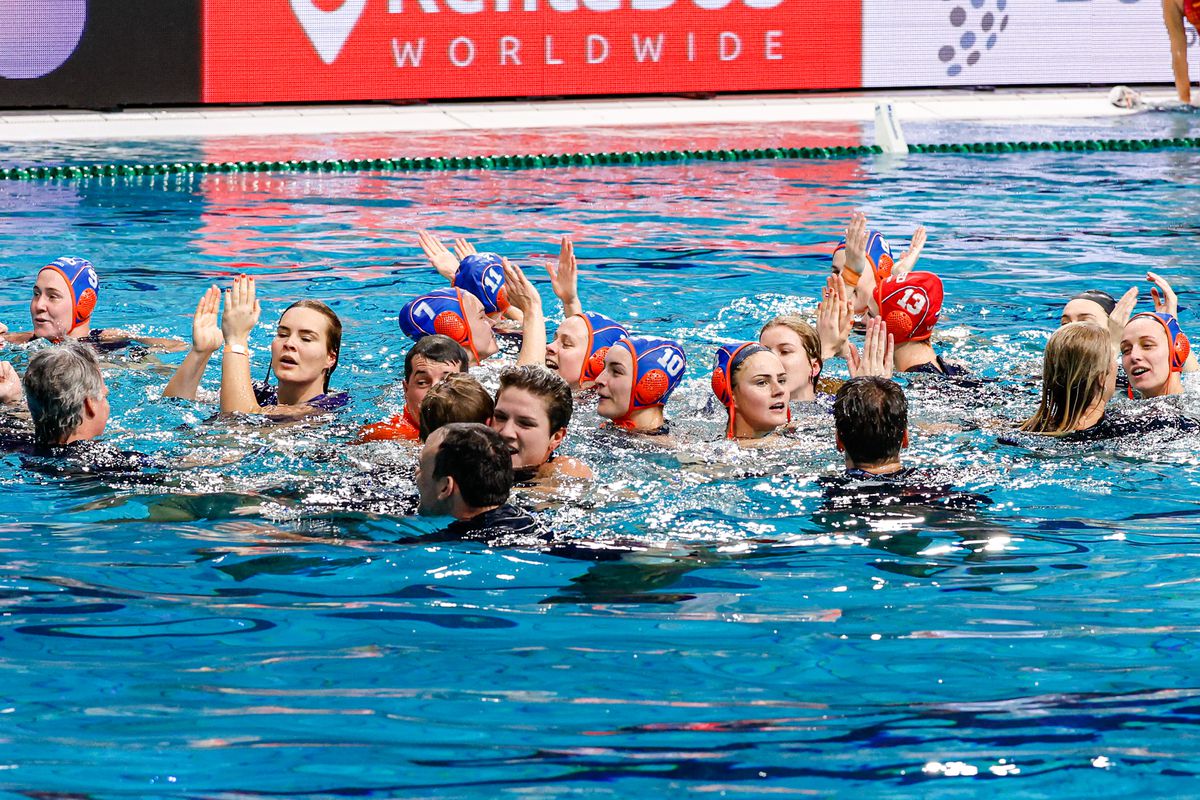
[3,137,1199,181]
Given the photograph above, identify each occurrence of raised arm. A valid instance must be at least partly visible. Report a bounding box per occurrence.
[893,225,927,279]
[1107,286,1138,355]
[817,274,853,361]
[219,276,264,415]
[544,236,583,318]
[503,258,547,367]
[418,231,463,283]
[164,285,224,400]
[1164,0,1192,104]
[1148,270,1199,372]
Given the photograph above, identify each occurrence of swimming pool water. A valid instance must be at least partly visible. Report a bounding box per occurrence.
[1,125,1200,797]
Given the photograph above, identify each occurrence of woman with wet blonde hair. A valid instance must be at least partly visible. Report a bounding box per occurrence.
[1021,322,1116,436]
[759,315,822,404]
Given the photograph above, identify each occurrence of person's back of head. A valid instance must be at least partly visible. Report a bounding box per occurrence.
[874,272,943,345]
[418,372,494,441]
[430,422,513,510]
[23,339,106,447]
[1022,321,1113,435]
[833,376,908,469]
[405,334,470,381]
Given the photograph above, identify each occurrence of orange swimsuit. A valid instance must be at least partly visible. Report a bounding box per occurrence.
[1186,0,1200,27]
[357,407,420,442]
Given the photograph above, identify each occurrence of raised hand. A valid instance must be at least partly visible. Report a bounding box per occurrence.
[192,285,224,355]
[544,235,583,318]
[845,211,869,278]
[502,258,542,314]
[847,316,894,379]
[817,274,853,360]
[452,238,477,261]
[1147,271,1179,318]
[1107,286,1138,353]
[506,258,547,367]
[221,275,261,347]
[894,225,927,278]
[0,361,22,405]
[418,231,461,282]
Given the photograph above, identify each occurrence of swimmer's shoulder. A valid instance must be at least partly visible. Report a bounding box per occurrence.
[89,329,185,352]
[549,456,594,480]
[419,503,548,548]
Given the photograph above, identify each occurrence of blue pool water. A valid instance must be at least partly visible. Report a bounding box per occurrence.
[2,117,1200,796]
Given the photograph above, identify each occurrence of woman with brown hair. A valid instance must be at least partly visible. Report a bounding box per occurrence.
[164,276,347,417]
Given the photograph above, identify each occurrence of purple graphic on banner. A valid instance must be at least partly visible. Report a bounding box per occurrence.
[0,1,87,80]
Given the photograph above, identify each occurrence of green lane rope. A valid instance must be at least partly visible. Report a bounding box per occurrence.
[2,137,1198,181]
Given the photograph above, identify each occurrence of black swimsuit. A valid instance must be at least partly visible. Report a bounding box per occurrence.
[400,504,547,549]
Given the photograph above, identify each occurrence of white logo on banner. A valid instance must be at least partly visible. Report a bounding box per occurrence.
[863,0,1183,88]
[290,0,368,65]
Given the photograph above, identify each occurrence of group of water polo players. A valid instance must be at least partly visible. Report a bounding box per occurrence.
[0,209,1193,540]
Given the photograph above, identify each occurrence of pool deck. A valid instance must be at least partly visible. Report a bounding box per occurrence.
[0,87,1177,143]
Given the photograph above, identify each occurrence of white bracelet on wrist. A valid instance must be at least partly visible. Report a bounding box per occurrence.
[227,343,251,356]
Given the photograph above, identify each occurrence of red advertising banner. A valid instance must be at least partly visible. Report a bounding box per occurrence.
[203,0,860,103]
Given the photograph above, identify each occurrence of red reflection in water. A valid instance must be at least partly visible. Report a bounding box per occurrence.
[196,123,863,276]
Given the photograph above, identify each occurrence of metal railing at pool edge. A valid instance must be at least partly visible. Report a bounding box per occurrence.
[2,137,1199,181]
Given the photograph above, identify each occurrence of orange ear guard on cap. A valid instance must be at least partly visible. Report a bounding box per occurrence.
[41,256,99,330]
[398,288,480,363]
[585,346,611,384]
[614,336,687,422]
[432,304,479,364]
[632,370,670,411]
[711,342,768,439]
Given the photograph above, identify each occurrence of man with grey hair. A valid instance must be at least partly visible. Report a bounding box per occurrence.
[22,339,110,448]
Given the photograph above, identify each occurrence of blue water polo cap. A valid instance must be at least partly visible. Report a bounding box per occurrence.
[399,287,479,362]
[578,311,629,384]
[833,230,894,286]
[710,342,769,408]
[614,335,687,416]
[452,253,509,315]
[40,256,98,328]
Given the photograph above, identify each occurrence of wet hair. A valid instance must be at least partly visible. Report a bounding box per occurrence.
[760,315,823,377]
[280,300,342,392]
[431,422,513,508]
[497,365,574,434]
[404,334,470,381]
[833,377,908,467]
[1069,290,1117,317]
[23,339,104,446]
[1021,322,1112,435]
[418,373,495,442]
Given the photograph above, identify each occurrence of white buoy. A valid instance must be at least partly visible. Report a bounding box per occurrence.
[874,103,909,155]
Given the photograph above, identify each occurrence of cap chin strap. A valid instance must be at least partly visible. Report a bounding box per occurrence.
[610,416,640,431]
